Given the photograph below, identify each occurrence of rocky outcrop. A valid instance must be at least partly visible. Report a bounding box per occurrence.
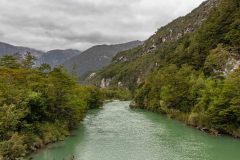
[140,0,219,56]
[88,0,221,88]
[223,58,240,76]
[100,78,112,88]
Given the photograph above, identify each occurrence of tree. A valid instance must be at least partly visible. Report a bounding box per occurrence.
[0,55,20,69]
[21,52,36,69]
[0,59,103,159]
[0,133,27,159]
[204,45,230,76]
[38,63,51,73]
[0,104,26,139]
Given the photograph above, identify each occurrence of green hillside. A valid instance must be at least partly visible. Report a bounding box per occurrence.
[89,0,221,90]
[90,0,240,137]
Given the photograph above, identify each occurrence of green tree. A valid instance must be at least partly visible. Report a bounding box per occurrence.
[38,63,51,73]
[21,52,36,69]
[0,55,20,69]
[0,133,27,160]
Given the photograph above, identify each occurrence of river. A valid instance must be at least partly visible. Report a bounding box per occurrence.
[31,101,240,160]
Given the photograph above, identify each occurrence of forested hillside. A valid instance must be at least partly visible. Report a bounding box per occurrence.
[89,0,220,90]
[91,0,240,137]
[0,53,103,159]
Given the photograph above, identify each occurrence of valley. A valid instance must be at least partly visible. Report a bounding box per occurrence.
[0,0,239,159]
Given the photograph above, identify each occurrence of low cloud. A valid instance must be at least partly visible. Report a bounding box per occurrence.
[0,0,205,51]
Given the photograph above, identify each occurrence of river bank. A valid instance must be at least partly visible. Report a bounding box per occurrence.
[0,62,103,160]
[130,101,240,138]
[31,101,240,160]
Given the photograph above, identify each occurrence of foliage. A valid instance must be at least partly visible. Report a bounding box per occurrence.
[0,54,103,159]
[134,65,197,112]
[134,64,240,136]
[90,0,240,137]
[92,0,239,91]
[204,44,230,76]
[100,87,132,101]
[0,133,27,159]
[0,55,20,69]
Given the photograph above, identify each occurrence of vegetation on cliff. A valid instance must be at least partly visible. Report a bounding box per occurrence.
[133,0,240,137]
[92,0,240,137]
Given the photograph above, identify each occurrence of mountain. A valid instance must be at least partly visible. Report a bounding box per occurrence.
[88,0,222,89]
[63,40,143,77]
[38,49,81,67]
[91,0,240,137]
[0,41,82,67]
[0,41,44,58]
[0,41,142,73]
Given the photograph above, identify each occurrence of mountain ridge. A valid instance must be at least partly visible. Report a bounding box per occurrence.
[0,41,44,58]
[38,49,82,67]
[88,0,221,89]
[0,40,143,75]
[63,40,143,78]
[89,0,240,138]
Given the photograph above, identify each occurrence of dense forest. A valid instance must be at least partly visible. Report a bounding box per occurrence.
[133,0,240,137]
[92,0,240,137]
[0,53,103,159]
[89,0,220,90]
[0,0,239,159]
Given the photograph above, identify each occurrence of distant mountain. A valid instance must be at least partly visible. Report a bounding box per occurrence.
[63,40,143,77]
[0,42,43,59]
[38,49,81,67]
[0,41,82,67]
[0,41,142,73]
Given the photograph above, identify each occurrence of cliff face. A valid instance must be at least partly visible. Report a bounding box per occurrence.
[89,0,221,89]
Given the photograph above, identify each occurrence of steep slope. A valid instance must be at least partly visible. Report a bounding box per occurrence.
[92,0,240,137]
[133,0,240,137]
[63,40,143,77]
[39,49,81,67]
[89,0,221,89]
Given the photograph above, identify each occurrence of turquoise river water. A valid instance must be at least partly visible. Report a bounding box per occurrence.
[31,101,240,160]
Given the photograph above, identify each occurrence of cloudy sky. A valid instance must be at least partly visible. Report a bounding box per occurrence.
[0,0,205,51]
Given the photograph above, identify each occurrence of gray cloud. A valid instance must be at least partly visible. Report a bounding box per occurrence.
[0,30,4,37]
[0,0,205,51]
